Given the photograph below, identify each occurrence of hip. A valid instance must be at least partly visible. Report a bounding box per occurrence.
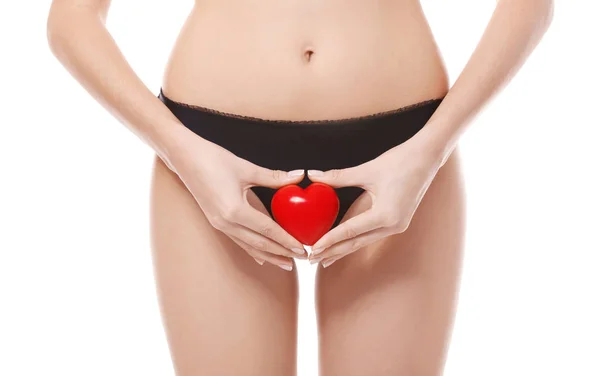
[157,88,447,227]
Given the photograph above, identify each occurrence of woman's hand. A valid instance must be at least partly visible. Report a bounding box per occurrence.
[166,129,308,271]
[307,134,446,267]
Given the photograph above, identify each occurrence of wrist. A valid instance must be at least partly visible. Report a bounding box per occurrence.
[412,120,457,168]
[151,120,198,172]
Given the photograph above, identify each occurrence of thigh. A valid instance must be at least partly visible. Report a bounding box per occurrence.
[149,155,298,376]
[315,149,466,376]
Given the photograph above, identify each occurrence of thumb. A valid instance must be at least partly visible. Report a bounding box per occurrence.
[307,166,365,188]
[248,167,306,188]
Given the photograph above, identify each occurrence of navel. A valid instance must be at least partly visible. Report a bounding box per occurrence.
[303,47,315,63]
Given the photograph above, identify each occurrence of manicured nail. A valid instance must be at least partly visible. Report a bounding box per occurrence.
[307,170,324,177]
[312,247,324,255]
[254,258,264,265]
[278,263,293,271]
[288,169,304,177]
[309,258,322,265]
[322,259,337,268]
[291,247,305,255]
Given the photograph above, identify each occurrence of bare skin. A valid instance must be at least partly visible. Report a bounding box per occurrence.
[162,1,449,119]
[150,155,300,375]
[155,2,457,374]
[47,0,553,374]
[314,152,465,375]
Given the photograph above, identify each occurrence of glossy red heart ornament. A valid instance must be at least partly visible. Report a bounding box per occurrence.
[271,182,339,246]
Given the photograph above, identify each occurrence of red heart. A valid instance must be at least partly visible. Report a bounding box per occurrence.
[271,182,340,246]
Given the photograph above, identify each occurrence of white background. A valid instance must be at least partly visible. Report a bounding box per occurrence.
[1,1,598,375]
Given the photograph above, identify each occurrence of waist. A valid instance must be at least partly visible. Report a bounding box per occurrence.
[162,2,448,121]
[158,89,444,169]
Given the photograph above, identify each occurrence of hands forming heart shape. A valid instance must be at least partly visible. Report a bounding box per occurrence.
[271,182,339,246]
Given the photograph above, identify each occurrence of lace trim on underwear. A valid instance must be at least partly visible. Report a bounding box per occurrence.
[161,90,444,125]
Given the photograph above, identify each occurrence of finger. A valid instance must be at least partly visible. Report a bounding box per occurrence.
[245,165,305,189]
[230,236,294,271]
[311,254,344,268]
[230,236,263,264]
[306,165,366,188]
[310,209,384,257]
[235,204,306,253]
[320,255,343,268]
[310,227,393,261]
[227,220,307,259]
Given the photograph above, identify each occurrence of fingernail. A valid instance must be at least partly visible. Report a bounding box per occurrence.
[309,258,322,265]
[254,258,264,265]
[278,263,293,271]
[307,170,323,177]
[291,247,305,255]
[312,247,323,255]
[288,169,304,177]
[322,259,337,268]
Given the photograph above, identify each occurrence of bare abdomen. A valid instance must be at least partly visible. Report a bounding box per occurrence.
[162,0,448,120]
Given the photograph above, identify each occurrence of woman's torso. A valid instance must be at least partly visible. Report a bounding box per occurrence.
[162,0,449,120]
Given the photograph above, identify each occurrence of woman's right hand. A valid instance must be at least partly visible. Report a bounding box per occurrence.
[164,128,307,271]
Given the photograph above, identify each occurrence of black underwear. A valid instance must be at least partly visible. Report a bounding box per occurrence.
[158,89,443,228]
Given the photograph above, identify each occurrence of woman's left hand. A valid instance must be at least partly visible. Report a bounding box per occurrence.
[307,135,446,267]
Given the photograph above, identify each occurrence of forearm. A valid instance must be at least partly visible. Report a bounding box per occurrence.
[415,0,554,166]
[46,1,193,168]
